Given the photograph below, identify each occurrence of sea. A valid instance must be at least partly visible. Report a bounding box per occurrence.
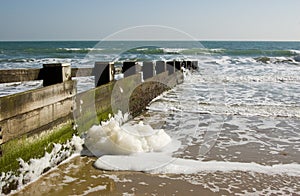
[1,41,300,195]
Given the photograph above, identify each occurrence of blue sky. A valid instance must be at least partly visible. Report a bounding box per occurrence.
[0,0,299,41]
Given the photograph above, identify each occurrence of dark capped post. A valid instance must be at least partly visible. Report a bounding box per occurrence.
[122,61,141,77]
[142,61,155,80]
[166,60,175,75]
[155,61,166,74]
[175,60,182,71]
[42,63,71,87]
[94,62,115,87]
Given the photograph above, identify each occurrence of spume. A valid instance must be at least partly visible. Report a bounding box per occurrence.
[84,111,172,156]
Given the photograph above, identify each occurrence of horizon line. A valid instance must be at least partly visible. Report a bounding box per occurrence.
[1,39,300,42]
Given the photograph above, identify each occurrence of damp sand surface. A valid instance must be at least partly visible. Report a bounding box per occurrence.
[12,155,300,196]
[12,156,218,196]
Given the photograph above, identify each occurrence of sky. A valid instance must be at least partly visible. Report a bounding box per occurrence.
[0,0,300,41]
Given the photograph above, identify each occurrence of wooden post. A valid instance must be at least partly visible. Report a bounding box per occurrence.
[175,60,182,71]
[42,63,71,86]
[187,61,192,69]
[192,60,198,70]
[0,126,2,146]
[122,61,141,77]
[94,62,115,87]
[166,60,175,75]
[182,61,186,69]
[155,61,166,74]
[182,60,193,70]
[142,61,155,80]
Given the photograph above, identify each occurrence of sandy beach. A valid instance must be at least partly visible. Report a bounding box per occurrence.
[13,153,300,195]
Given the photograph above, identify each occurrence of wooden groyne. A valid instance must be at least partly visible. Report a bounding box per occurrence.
[0,60,197,173]
[0,59,197,194]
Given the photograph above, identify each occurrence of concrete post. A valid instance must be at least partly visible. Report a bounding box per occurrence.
[122,61,141,77]
[142,61,155,80]
[166,60,175,75]
[42,63,71,87]
[94,62,115,87]
[155,61,166,74]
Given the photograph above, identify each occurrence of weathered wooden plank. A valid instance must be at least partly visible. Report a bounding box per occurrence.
[0,68,94,84]
[0,80,76,121]
[71,68,93,77]
[0,69,41,83]
[0,80,76,143]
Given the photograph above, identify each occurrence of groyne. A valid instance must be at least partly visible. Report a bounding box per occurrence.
[0,60,197,194]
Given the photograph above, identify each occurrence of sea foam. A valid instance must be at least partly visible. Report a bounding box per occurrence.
[94,155,300,176]
[84,111,172,156]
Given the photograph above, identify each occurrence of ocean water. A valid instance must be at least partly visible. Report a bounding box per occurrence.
[1,41,300,69]
[1,41,300,96]
[1,41,300,195]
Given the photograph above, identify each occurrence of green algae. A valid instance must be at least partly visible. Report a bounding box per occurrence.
[0,122,75,173]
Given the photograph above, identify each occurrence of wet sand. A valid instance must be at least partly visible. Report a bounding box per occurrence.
[12,156,218,196]
[12,155,300,195]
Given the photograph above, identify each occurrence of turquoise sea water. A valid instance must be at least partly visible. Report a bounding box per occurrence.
[0,41,300,69]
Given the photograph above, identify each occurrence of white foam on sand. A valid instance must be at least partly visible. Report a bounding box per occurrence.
[84,111,172,156]
[87,113,300,177]
[94,154,300,177]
